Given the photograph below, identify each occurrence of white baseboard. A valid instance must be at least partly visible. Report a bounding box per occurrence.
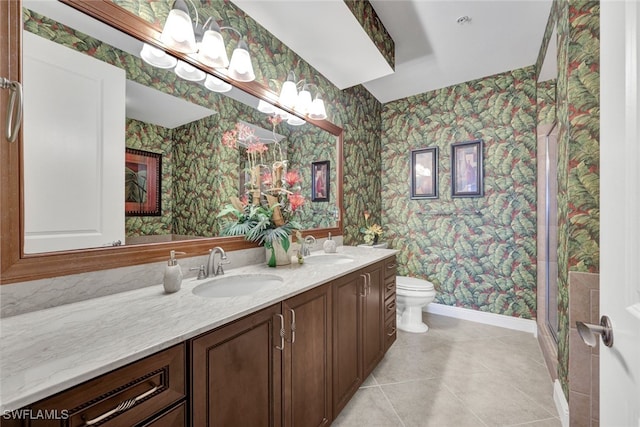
[554,379,570,427]
[423,303,538,336]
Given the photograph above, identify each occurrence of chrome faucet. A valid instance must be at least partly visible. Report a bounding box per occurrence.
[207,247,229,277]
[300,235,316,257]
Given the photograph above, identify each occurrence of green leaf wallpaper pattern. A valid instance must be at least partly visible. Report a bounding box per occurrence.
[381,67,538,319]
[554,0,600,400]
[343,0,395,70]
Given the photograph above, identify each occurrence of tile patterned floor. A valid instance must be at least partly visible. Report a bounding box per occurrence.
[333,313,561,427]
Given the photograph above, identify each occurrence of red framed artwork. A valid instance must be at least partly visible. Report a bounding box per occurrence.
[125,148,162,216]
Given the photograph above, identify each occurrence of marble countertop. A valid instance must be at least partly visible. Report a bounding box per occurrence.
[0,246,397,412]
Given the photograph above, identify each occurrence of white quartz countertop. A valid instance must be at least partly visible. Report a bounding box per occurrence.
[0,246,397,412]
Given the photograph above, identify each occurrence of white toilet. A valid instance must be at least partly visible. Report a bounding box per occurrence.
[396,276,436,333]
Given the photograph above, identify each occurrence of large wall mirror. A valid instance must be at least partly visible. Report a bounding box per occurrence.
[0,0,343,284]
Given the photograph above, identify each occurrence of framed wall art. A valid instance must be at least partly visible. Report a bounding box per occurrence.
[410,146,438,199]
[125,148,162,216]
[311,160,330,202]
[451,139,484,198]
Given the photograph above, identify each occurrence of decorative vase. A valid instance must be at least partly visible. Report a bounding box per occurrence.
[266,236,292,267]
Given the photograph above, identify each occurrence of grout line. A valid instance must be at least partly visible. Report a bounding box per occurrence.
[377,384,407,427]
[504,416,562,426]
[440,382,491,427]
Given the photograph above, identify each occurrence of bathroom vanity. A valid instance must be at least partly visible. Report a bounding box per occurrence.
[0,247,396,426]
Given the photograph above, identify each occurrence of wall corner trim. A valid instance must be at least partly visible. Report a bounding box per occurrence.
[424,303,538,336]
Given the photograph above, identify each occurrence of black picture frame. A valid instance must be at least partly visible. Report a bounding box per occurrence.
[410,147,439,199]
[311,160,330,202]
[125,148,162,216]
[451,139,484,198]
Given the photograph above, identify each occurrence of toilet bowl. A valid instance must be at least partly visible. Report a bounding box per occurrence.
[396,276,436,333]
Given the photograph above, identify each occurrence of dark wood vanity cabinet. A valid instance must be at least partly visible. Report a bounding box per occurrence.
[332,259,391,415]
[190,283,333,427]
[190,302,283,427]
[21,344,186,427]
[9,256,395,427]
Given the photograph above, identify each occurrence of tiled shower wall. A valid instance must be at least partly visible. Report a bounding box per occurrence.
[568,271,600,426]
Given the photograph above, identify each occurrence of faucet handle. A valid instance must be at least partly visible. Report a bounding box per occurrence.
[190,265,206,280]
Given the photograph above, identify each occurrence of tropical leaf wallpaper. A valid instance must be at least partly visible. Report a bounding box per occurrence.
[344,0,395,70]
[554,0,600,400]
[382,67,538,319]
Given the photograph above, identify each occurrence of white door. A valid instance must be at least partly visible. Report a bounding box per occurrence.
[22,31,125,253]
[600,0,640,425]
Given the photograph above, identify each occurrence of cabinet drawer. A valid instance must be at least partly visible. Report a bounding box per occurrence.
[384,257,397,279]
[384,316,396,351]
[384,276,396,300]
[384,295,396,321]
[136,402,186,427]
[29,344,186,427]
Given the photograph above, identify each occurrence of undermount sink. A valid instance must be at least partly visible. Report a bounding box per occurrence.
[192,274,283,298]
[304,254,354,265]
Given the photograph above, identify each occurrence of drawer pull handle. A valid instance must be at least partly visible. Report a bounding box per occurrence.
[387,263,397,269]
[84,384,159,425]
[386,282,395,290]
[275,314,286,350]
[387,326,397,336]
[387,302,396,311]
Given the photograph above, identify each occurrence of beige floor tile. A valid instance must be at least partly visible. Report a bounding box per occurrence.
[338,314,559,427]
[506,418,562,427]
[381,379,487,427]
[442,372,555,426]
[332,386,403,426]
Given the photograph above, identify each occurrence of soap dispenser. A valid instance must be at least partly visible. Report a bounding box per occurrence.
[323,232,337,253]
[163,250,183,293]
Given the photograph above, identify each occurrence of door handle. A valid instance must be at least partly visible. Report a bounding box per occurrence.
[359,274,367,297]
[1,77,22,143]
[286,308,296,344]
[576,315,613,348]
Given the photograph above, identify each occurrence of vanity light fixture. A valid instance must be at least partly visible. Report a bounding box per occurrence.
[278,71,299,108]
[276,72,329,122]
[204,74,232,93]
[160,0,198,53]
[139,0,255,84]
[140,43,178,69]
[227,39,255,82]
[174,59,206,81]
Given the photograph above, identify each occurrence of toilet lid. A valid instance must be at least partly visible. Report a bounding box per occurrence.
[396,276,434,291]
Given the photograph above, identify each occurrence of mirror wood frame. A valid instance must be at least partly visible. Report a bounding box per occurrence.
[0,0,344,284]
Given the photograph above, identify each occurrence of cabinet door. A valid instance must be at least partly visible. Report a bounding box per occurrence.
[332,271,364,415]
[190,303,282,427]
[283,283,332,427]
[362,262,385,378]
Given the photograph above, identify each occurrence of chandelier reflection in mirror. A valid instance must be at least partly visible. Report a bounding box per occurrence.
[256,72,328,127]
[139,0,254,91]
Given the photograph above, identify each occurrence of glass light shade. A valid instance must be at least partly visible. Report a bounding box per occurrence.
[160,8,197,53]
[140,43,177,69]
[227,41,255,82]
[197,30,229,69]
[174,60,205,81]
[278,80,298,108]
[294,87,312,115]
[287,115,306,126]
[257,100,276,114]
[309,95,327,120]
[204,74,232,92]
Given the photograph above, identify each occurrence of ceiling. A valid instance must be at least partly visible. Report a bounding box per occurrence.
[232,0,554,104]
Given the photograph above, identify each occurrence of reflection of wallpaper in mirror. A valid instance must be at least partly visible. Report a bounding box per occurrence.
[23,9,337,242]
